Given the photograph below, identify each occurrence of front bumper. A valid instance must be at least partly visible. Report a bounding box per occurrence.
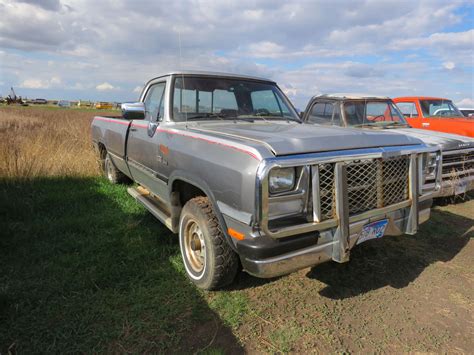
[240,199,432,278]
[437,174,474,197]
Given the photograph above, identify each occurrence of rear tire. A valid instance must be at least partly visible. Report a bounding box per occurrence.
[179,197,239,290]
[104,153,130,184]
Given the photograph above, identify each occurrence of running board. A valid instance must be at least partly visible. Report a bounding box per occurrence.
[127,187,173,231]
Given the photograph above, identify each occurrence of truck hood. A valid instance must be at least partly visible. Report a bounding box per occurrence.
[386,128,474,151]
[189,122,423,156]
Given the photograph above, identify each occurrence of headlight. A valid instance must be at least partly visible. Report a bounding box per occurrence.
[269,167,296,194]
[422,152,440,181]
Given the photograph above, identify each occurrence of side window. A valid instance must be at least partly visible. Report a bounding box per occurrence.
[396,102,418,118]
[308,102,338,125]
[144,82,166,121]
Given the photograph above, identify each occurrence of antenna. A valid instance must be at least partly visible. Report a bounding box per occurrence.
[178,30,188,127]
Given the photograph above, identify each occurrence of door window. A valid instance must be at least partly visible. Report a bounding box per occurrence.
[144,82,166,121]
[308,102,340,125]
[396,102,418,118]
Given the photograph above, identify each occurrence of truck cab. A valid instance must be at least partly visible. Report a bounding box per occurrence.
[393,96,474,138]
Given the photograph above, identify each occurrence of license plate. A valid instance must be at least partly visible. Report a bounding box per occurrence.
[455,180,467,195]
[356,219,388,245]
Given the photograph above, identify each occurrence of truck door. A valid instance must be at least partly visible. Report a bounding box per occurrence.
[127,81,168,198]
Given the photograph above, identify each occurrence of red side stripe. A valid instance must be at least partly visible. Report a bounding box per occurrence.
[94,116,130,126]
[131,123,148,128]
[156,128,260,160]
[94,117,260,160]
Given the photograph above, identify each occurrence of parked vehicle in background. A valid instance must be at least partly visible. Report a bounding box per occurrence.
[459,108,474,117]
[57,100,71,108]
[78,100,93,107]
[393,97,473,137]
[302,94,474,198]
[95,102,113,109]
[91,71,441,290]
[33,98,48,104]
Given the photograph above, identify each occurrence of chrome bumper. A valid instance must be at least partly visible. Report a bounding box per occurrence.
[242,204,431,278]
[438,173,474,197]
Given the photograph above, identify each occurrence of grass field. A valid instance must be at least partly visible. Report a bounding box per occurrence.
[1,107,473,353]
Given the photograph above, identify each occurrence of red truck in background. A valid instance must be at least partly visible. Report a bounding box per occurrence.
[393,97,474,138]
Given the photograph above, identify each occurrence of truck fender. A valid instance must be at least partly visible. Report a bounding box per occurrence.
[168,170,238,252]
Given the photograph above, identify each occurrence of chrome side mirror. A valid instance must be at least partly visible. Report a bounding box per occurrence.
[121,102,145,120]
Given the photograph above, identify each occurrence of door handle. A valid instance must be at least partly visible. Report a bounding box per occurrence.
[422,123,430,127]
[130,127,137,132]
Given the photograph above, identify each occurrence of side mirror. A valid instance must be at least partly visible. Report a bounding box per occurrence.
[299,111,304,119]
[121,102,145,120]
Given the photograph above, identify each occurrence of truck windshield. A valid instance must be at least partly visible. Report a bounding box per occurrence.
[343,100,408,127]
[419,100,464,118]
[171,76,300,122]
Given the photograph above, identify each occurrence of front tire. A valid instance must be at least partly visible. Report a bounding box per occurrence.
[179,197,239,290]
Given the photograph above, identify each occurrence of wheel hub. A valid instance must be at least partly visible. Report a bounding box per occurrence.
[184,220,206,273]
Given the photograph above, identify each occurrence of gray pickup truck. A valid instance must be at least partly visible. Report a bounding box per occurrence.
[91,71,441,290]
[302,94,474,198]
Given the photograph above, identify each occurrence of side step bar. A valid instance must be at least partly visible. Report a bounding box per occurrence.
[127,187,173,231]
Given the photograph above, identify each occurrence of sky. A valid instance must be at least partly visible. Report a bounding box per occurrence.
[0,0,473,109]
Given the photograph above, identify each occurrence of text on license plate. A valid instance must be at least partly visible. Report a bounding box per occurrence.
[356,219,388,245]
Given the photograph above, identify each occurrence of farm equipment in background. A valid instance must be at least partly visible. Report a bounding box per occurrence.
[6,87,28,106]
[95,101,114,109]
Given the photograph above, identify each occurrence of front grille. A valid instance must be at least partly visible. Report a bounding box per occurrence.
[319,163,335,219]
[315,156,410,219]
[440,150,474,179]
[347,160,378,214]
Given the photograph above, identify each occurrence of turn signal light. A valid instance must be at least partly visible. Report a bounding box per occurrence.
[228,228,245,240]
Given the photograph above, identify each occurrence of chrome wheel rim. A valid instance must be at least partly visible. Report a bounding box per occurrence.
[183,219,206,273]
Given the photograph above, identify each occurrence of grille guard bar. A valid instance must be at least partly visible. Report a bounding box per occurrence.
[255,145,442,251]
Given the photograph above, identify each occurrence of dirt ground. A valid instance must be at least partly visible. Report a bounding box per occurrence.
[227,198,474,353]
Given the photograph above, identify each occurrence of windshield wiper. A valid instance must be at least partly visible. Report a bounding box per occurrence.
[353,122,378,127]
[247,114,300,123]
[186,113,226,120]
[382,122,409,128]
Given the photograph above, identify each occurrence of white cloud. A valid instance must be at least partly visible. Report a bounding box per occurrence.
[20,79,48,89]
[246,41,285,58]
[96,82,116,91]
[19,76,61,89]
[133,86,142,93]
[455,98,474,108]
[443,61,455,70]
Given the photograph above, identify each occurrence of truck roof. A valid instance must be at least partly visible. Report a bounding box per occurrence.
[312,93,390,100]
[394,96,450,101]
[146,70,275,85]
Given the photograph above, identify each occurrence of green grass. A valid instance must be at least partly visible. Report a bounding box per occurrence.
[209,292,249,329]
[268,323,303,353]
[0,177,241,353]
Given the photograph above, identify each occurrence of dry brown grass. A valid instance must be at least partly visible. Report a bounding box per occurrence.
[0,106,115,179]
